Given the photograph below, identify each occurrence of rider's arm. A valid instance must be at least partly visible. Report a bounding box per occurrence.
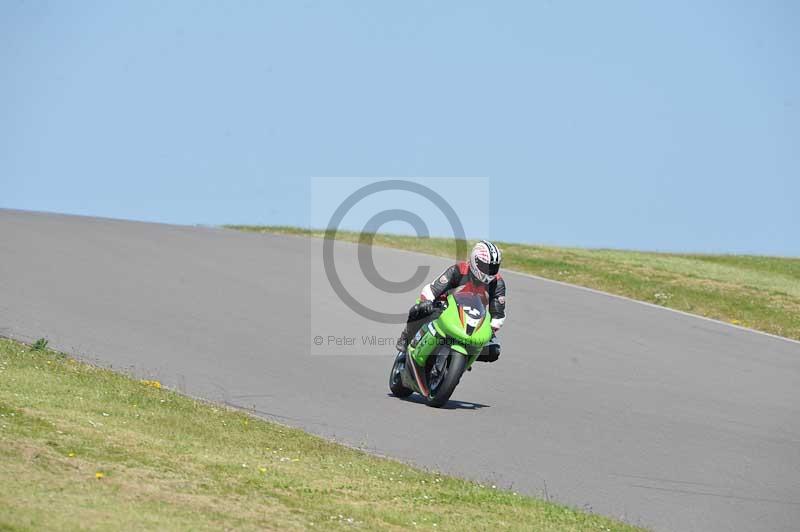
[488,276,507,331]
[420,264,461,301]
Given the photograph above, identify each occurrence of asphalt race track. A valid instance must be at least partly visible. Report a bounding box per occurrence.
[1,209,799,532]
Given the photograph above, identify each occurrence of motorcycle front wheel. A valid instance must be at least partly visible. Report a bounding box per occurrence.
[426,348,467,408]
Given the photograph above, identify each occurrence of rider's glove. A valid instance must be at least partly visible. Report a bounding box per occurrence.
[416,300,434,316]
[408,300,434,321]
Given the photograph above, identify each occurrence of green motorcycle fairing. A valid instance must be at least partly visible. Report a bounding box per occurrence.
[409,292,492,370]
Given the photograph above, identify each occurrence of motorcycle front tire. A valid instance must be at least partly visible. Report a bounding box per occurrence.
[426,349,467,408]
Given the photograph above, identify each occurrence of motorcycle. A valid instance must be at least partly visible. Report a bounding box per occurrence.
[388,290,493,407]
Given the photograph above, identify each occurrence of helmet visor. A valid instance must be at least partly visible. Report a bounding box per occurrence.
[476,260,500,277]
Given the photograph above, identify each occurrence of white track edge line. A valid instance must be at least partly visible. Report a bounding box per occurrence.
[506,268,800,346]
[261,231,800,347]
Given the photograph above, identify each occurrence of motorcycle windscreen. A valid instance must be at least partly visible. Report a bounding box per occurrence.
[452,292,486,335]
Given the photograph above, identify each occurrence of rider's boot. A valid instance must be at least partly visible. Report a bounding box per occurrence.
[396,327,410,353]
[396,301,434,353]
[396,320,424,353]
[477,336,501,362]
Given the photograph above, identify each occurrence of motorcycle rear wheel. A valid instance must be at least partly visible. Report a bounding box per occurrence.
[389,351,414,397]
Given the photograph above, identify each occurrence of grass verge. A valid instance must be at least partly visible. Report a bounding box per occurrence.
[0,337,640,531]
[227,226,800,341]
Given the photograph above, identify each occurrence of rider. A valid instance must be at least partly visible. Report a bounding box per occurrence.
[396,240,506,362]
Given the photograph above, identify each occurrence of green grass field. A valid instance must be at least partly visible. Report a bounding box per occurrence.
[227,226,800,341]
[0,337,640,531]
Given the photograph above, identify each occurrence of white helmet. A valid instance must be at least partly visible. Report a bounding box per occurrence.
[469,240,502,284]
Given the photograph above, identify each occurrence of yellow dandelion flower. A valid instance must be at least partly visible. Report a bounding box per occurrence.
[68,452,75,457]
[259,467,267,473]
[95,472,104,479]
[140,380,162,389]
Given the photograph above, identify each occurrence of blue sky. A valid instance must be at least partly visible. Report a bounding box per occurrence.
[2,1,798,255]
